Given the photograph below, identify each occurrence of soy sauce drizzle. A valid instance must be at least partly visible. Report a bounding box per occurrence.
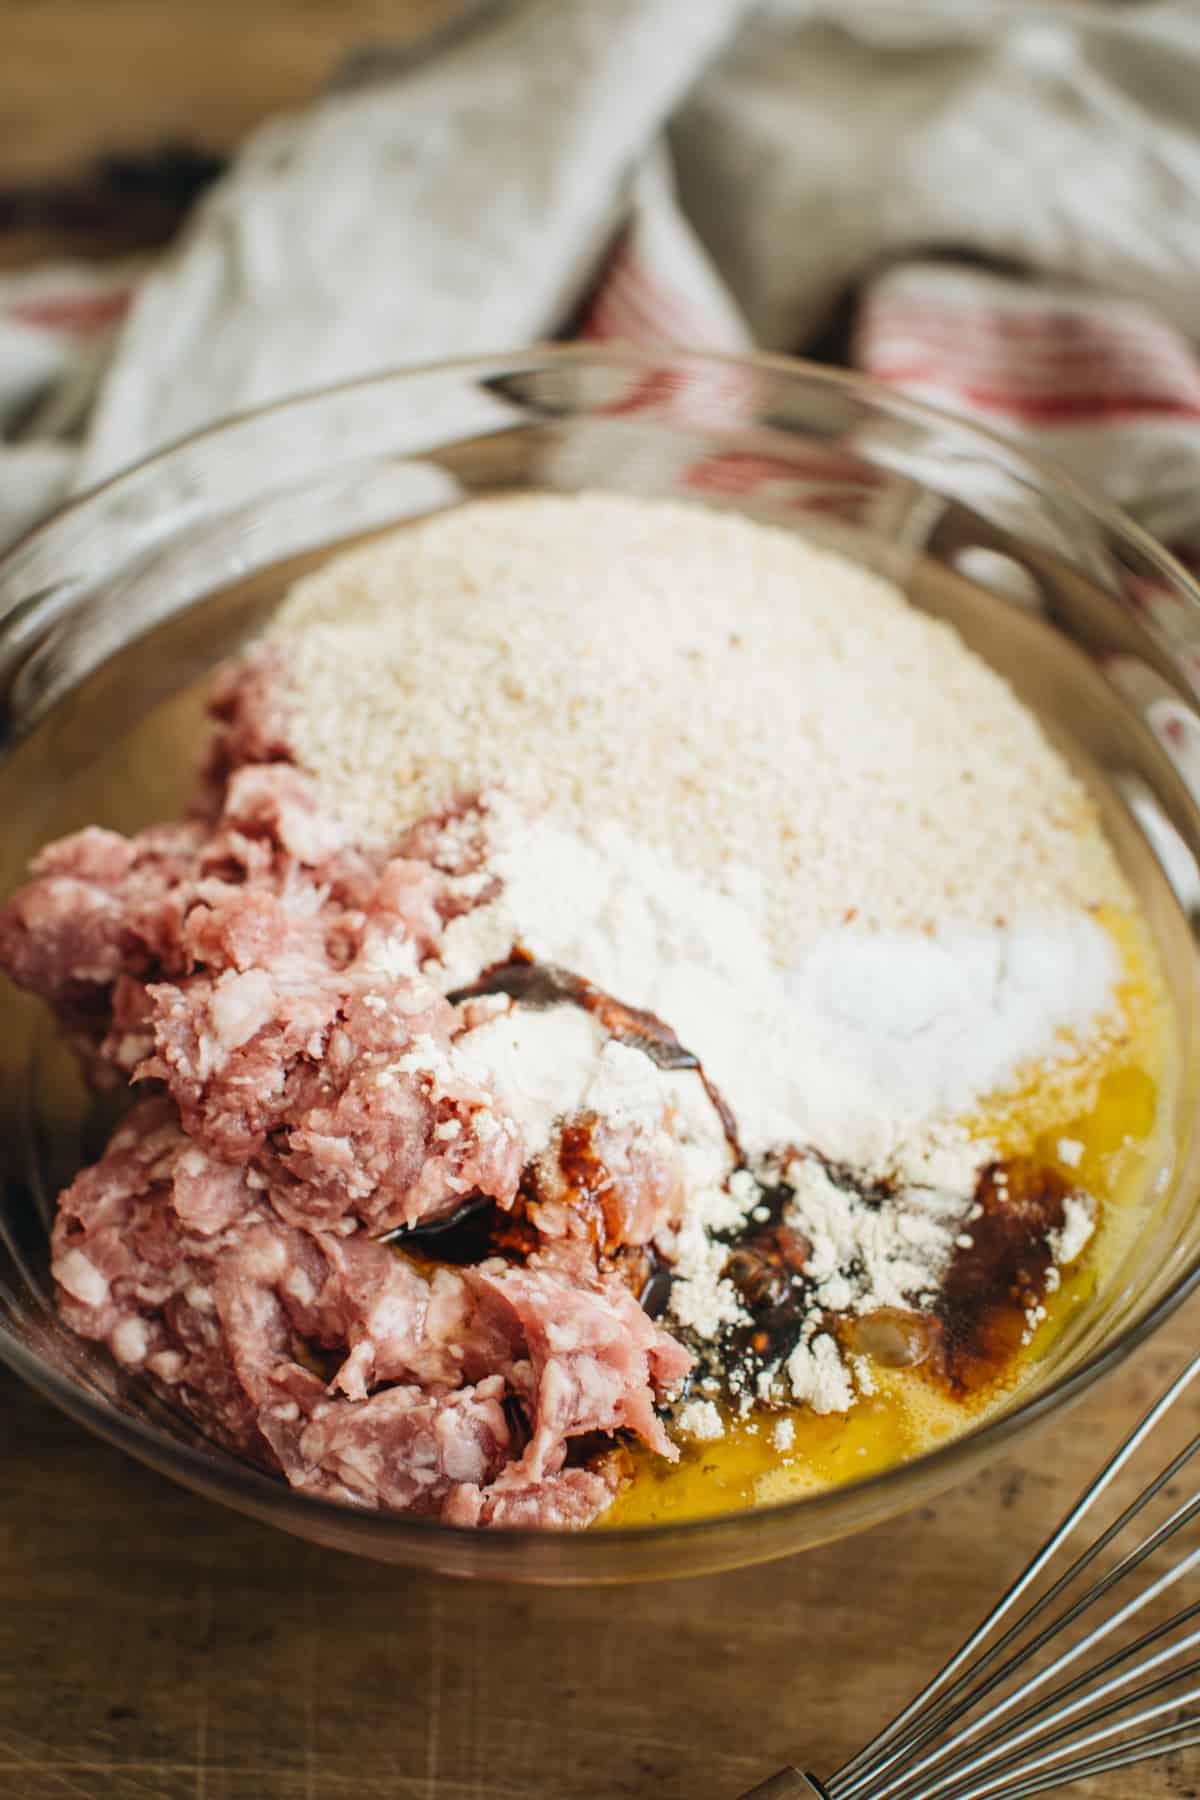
[930,1156,1073,1396]
[387,1197,537,1264]
[675,1153,1085,1410]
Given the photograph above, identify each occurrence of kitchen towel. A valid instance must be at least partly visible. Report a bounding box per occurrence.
[3,0,1200,564]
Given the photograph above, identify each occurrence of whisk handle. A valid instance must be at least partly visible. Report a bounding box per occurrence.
[735,1771,829,1798]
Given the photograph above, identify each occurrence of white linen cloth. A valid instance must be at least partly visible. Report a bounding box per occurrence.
[2,0,1200,558]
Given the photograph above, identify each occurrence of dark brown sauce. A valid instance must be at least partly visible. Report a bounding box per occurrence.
[928,1157,1072,1397]
[391,1149,670,1309]
[396,1199,538,1268]
[680,1155,1082,1409]
[552,1113,626,1255]
[726,1221,811,1304]
[635,1253,674,1319]
[668,1176,817,1393]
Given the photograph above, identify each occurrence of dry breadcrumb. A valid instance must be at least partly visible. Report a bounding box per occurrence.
[267,492,1129,963]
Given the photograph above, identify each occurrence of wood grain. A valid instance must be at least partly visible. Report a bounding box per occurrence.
[4,1301,1200,1799]
[0,0,466,264]
[1,0,462,182]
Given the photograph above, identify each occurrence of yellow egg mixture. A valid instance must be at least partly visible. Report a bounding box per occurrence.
[604,905,1174,1528]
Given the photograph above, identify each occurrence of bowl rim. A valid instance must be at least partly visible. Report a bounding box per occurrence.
[8,339,1200,616]
[4,339,1200,1567]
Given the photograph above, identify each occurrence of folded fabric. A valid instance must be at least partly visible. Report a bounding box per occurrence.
[2,0,1199,559]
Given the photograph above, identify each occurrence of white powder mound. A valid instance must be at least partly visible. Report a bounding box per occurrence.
[435,804,1118,1169]
[676,1399,725,1443]
[784,1333,856,1417]
[452,1001,731,1183]
[1049,1194,1096,1268]
[785,1157,965,1317]
[267,492,1129,1177]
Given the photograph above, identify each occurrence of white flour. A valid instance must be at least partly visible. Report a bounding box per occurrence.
[435,800,1118,1175]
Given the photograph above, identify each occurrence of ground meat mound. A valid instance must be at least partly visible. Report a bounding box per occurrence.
[0,655,692,1529]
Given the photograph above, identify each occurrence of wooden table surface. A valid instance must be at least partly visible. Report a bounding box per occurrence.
[1,3,1198,1796]
[2,0,459,181]
[0,0,464,265]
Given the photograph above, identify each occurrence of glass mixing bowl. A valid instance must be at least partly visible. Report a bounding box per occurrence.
[3,346,1200,1583]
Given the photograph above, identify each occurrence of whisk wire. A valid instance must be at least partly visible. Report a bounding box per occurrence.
[841,1411,1200,1792]
[869,1504,1200,1799]
[911,1662,1200,1800]
[831,1353,1200,1800]
[940,1725,1200,1800]
[938,1706,1200,1800]
[895,1610,1200,1797]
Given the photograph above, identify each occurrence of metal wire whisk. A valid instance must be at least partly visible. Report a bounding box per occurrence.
[739,1350,1200,1800]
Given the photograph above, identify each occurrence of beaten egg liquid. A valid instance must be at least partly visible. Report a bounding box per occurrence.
[604,906,1174,1528]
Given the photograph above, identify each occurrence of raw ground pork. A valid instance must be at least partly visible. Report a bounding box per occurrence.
[0,654,692,1528]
